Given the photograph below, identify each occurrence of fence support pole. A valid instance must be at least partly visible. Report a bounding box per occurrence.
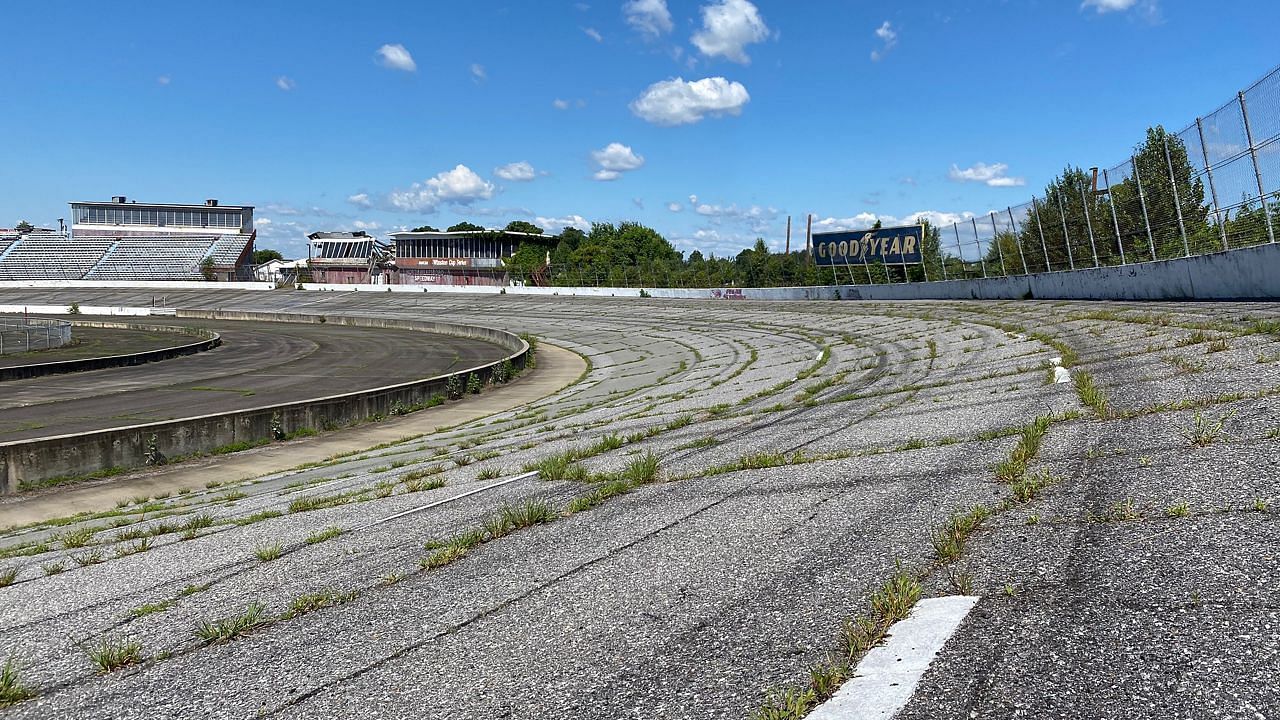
[1163,135,1192,257]
[989,212,1008,276]
[1131,156,1157,260]
[1196,118,1230,250]
[971,218,988,278]
[1102,169,1127,265]
[1055,192,1076,270]
[1031,197,1051,272]
[939,227,949,281]
[1079,185,1100,267]
[952,224,965,278]
[1239,91,1276,244]
[1006,207,1029,275]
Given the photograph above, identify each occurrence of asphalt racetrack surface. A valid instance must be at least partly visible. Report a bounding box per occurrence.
[0,288,1278,720]
[0,317,508,441]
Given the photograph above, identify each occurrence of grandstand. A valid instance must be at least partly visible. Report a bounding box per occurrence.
[389,229,553,286]
[307,232,390,284]
[0,233,254,281]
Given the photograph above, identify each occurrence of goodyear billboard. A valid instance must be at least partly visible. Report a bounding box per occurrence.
[813,225,924,266]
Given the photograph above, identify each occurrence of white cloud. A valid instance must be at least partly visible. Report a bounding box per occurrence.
[625,0,673,38]
[1081,0,1138,12]
[630,76,750,126]
[948,162,1026,187]
[553,98,571,110]
[347,193,372,209]
[376,44,417,72]
[692,0,770,65]
[495,161,537,182]
[470,63,486,82]
[667,201,683,212]
[534,214,592,233]
[591,142,645,182]
[352,220,380,231]
[157,75,171,86]
[583,27,604,43]
[276,76,296,91]
[811,210,978,234]
[388,165,496,212]
[870,21,897,62]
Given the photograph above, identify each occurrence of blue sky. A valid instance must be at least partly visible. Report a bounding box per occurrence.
[2,0,1276,258]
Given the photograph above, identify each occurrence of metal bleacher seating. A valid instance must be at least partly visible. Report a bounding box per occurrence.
[0,236,115,280]
[86,238,214,280]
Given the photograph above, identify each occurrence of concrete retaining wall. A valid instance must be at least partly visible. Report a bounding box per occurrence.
[0,314,529,493]
[0,322,220,381]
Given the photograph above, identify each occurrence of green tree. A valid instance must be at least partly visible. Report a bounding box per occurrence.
[447,221,485,232]
[410,225,439,232]
[14,220,34,234]
[504,220,544,235]
[199,256,216,281]
[253,248,284,264]
[1105,126,1212,260]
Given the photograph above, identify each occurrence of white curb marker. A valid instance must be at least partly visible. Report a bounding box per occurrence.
[806,595,980,720]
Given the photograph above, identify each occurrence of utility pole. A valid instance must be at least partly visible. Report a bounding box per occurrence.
[785,216,791,254]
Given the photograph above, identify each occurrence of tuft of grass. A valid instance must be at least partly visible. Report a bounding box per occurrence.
[524,454,590,482]
[254,543,283,562]
[220,490,248,502]
[84,637,144,673]
[420,543,468,569]
[194,603,267,643]
[305,527,343,544]
[57,527,96,549]
[114,538,153,557]
[1109,498,1141,521]
[1183,410,1235,447]
[41,563,65,576]
[1072,370,1110,417]
[0,568,16,587]
[283,590,357,619]
[619,452,661,485]
[0,658,35,706]
[500,499,556,529]
[72,551,104,567]
[1165,500,1191,518]
[1205,338,1230,353]
[1254,498,1271,512]
[476,467,503,481]
[931,505,991,562]
[567,480,631,514]
[128,600,176,619]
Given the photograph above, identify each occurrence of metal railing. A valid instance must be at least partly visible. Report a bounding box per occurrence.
[0,318,72,355]
[919,63,1280,282]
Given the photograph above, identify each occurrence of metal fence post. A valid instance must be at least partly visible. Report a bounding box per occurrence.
[1079,185,1100,267]
[1163,135,1191,257]
[1031,196,1051,271]
[971,218,988,278]
[1055,192,1076,270]
[1007,207,1029,275]
[1239,91,1276,244]
[988,212,1008,276]
[1102,169,1127,265]
[952,224,964,278]
[1131,156,1157,261]
[1196,118,1230,250]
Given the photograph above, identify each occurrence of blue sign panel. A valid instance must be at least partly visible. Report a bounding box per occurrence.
[813,225,924,265]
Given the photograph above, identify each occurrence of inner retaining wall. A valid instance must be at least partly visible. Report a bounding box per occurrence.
[0,322,220,381]
[0,313,529,493]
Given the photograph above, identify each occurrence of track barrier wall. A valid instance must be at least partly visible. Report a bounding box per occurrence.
[0,313,529,493]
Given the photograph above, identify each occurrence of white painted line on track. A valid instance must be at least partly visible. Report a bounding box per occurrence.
[807,595,980,720]
[355,471,539,531]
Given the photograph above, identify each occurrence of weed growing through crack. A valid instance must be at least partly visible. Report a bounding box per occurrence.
[1165,500,1191,518]
[255,543,283,562]
[305,527,343,544]
[57,527,95,549]
[129,600,176,619]
[476,467,503,481]
[1109,498,1141,521]
[1183,410,1235,447]
[0,658,35,706]
[72,551,104,567]
[931,505,991,562]
[194,603,267,643]
[1253,498,1270,512]
[1072,370,1110,417]
[500,499,556,529]
[41,563,65,576]
[283,590,357,619]
[0,568,15,587]
[84,637,144,673]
